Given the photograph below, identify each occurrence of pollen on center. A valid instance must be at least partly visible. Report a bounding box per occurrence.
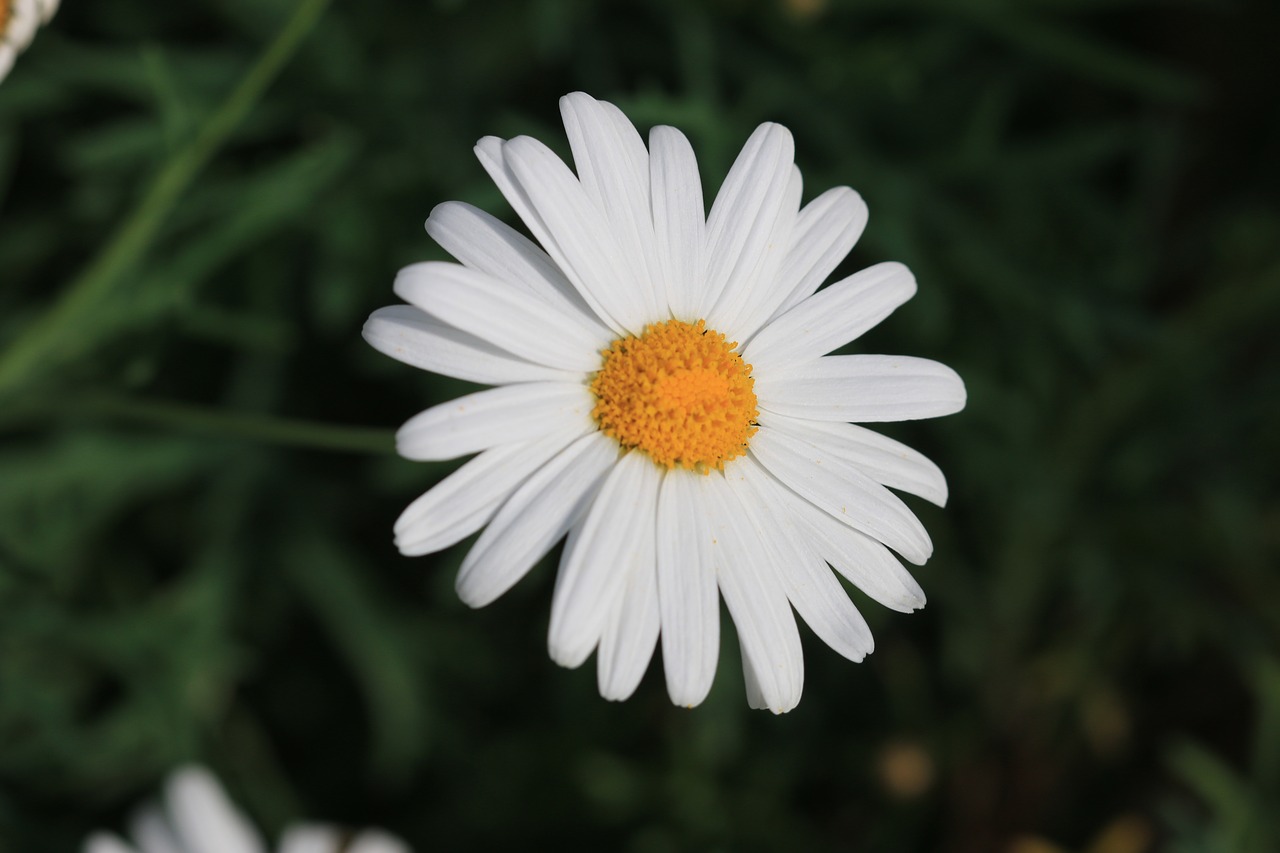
[589,319,759,472]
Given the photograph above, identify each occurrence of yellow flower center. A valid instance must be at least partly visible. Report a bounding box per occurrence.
[0,1,10,34]
[590,319,758,471]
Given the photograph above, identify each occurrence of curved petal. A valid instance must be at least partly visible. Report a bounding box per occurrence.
[130,809,182,853]
[596,526,661,701]
[425,200,599,324]
[656,468,720,707]
[83,836,138,853]
[749,426,932,565]
[278,826,342,853]
[771,186,870,318]
[560,93,665,320]
[455,432,617,608]
[165,767,265,853]
[394,261,609,372]
[745,262,917,372]
[756,355,967,423]
[363,305,578,385]
[395,382,593,461]
[699,123,795,316]
[395,428,590,556]
[549,450,661,668]
[708,472,804,713]
[730,460,874,662]
[709,165,802,342]
[759,412,948,506]
[650,125,705,321]
[348,831,413,853]
[501,135,652,334]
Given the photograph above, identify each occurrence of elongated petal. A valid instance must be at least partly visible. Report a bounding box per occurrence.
[395,429,590,556]
[650,125,705,320]
[700,123,795,316]
[84,836,136,853]
[560,93,665,320]
[749,426,932,565]
[425,200,598,323]
[502,135,651,334]
[130,809,182,853]
[394,261,608,372]
[549,451,661,667]
[656,468,720,707]
[708,472,804,713]
[782,484,927,612]
[756,355,967,423]
[596,528,661,701]
[166,767,265,853]
[278,826,342,853]
[709,165,802,342]
[760,412,947,506]
[745,262,917,372]
[772,186,869,317]
[731,460,874,661]
[363,305,577,385]
[456,432,617,608]
[348,831,413,853]
[395,382,593,461]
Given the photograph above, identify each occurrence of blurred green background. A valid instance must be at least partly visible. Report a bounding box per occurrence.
[2,0,1278,850]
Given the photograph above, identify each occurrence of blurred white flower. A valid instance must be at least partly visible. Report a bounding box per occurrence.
[364,92,965,713]
[0,0,58,83]
[84,765,410,853]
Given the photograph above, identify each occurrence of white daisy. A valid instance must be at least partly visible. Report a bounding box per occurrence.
[364,92,966,713]
[84,765,410,853]
[0,0,58,83]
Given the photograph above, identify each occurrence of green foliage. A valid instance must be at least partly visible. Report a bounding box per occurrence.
[1,0,1277,850]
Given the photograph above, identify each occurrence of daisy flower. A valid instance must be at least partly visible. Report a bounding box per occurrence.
[364,92,965,713]
[0,0,58,83]
[84,765,410,853]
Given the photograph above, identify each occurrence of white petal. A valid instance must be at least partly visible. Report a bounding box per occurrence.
[348,831,413,853]
[771,186,870,317]
[394,261,608,372]
[745,262,917,372]
[278,825,341,853]
[708,164,802,341]
[455,432,617,608]
[749,426,933,565]
[700,123,796,316]
[756,355,967,423]
[474,135,627,334]
[37,0,60,24]
[739,638,768,711]
[760,412,948,506]
[560,93,665,321]
[655,468,720,707]
[129,808,182,853]
[83,835,137,853]
[0,46,15,84]
[649,125,705,321]
[596,524,661,701]
[6,0,39,50]
[395,382,593,461]
[395,427,591,556]
[425,200,599,324]
[781,484,927,612]
[165,766,265,853]
[362,305,578,385]
[549,450,661,668]
[707,472,804,713]
[500,135,651,334]
[731,460,874,661]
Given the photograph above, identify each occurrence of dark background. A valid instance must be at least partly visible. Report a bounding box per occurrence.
[1,0,1277,850]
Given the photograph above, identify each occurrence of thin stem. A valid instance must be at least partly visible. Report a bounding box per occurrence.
[73,394,394,455]
[0,0,332,396]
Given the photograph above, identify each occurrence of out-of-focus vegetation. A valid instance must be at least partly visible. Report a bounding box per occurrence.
[1,0,1277,850]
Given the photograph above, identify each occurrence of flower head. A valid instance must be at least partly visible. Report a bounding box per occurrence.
[0,0,58,83]
[84,765,410,853]
[364,93,966,712]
